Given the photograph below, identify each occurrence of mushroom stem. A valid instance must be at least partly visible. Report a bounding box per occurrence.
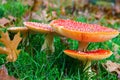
[83,60,95,80]
[41,33,54,53]
[78,42,89,51]
[22,32,29,45]
[83,60,91,71]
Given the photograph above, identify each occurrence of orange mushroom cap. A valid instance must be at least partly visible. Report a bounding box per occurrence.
[8,27,28,33]
[64,49,112,61]
[24,22,53,33]
[50,19,119,42]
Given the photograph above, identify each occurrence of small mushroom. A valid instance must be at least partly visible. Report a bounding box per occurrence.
[23,22,55,53]
[50,19,119,79]
[7,27,28,33]
[64,49,112,79]
[64,49,112,69]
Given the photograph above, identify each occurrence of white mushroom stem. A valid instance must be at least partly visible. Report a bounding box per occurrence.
[83,60,95,80]
[78,41,89,51]
[21,32,29,46]
[83,60,91,71]
[79,42,95,79]
[41,33,54,53]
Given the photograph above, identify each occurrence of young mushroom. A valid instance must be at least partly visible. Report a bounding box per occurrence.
[7,27,28,33]
[64,49,112,79]
[50,19,119,78]
[7,27,28,39]
[23,22,55,53]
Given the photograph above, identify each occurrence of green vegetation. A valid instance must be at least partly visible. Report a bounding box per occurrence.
[0,1,27,17]
[0,1,119,80]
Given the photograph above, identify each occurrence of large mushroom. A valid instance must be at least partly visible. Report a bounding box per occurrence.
[23,22,55,53]
[50,19,119,78]
[50,19,119,51]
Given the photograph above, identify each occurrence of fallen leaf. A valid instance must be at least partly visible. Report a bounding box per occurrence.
[0,32,22,62]
[78,9,90,18]
[21,0,34,6]
[0,17,10,27]
[8,16,16,22]
[0,65,16,80]
[114,5,120,14]
[94,11,104,19]
[43,0,57,8]
[31,10,51,22]
[1,0,7,4]
[114,0,120,14]
[31,12,41,20]
[102,60,120,79]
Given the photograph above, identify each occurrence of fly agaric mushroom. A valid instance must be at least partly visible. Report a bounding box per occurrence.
[23,22,55,53]
[64,49,112,79]
[64,49,112,70]
[50,19,119,51]
[50,19,119,79]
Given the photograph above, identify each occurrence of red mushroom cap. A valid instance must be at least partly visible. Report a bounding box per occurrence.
[50,19,119,42]
[24,22,53,33]
[64,49,112,61]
